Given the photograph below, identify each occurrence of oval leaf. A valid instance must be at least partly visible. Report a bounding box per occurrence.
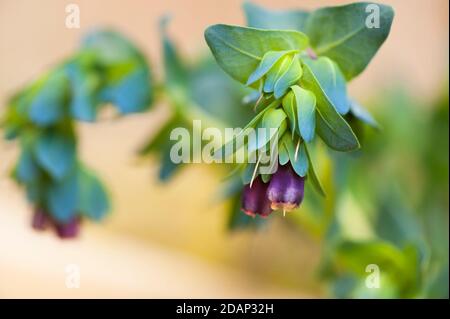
[204,24,309,84]
[301,61,359,151]
[306,2,394,80]
[291,85,316,143]
[281,91,297,137]
[273,56,302,99]
[302,57,349,115]
[247,50,294,85]
[34,132,76,180]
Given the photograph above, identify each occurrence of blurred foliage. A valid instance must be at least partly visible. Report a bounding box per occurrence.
[315,87,449,298]
[1,30,153,225]
[139,18,262,229]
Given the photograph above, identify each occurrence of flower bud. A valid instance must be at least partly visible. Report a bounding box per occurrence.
[267,164,305,212]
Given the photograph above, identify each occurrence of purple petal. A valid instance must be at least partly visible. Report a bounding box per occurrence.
[55,217,81,239]
[241,176,273,217]
[31,207,51,231]
[267,164,305,211]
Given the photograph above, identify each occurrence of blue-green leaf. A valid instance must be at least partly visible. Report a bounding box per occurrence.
[281,91,297,137]
[243,1,310,33]
[283,136,308,177]
[34,132,76,180]
[306,2,394,80]
[273,56,302,99]
[47,170,78,223]
[204,24,309,84]
[248,108,286,153]
[160,16,189,89]
[81,30,144,65]
[291,85,316,143]
[66,62,100,122]
[213,100,277,159]
[78,167,110,220]
[301,61,359,151]
[109,68,152,114]
[304,144,325,196]
[278,142,290,166]
[247,50,293,85]
[29,71,68,126]
[16,147,40,183]
[263,55,292,93]
[302,57,349,115]
[350,99,380,129]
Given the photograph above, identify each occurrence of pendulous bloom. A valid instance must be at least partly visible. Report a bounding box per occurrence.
[267,164,305,212]
[241,176,273,218]
[32,207,51,231]
[31,207,81,239]
[55,217,81,239]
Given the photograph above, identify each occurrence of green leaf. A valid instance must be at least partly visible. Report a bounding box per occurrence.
[281,91,297,137]
[78,167,110,220]
[160,16,189,89]
[28,71,68,126]
[278,142,290,165]
[248,108,286,154]
[47,169,78,223]
[159,143,182,182]
[263,54,292,93]
[302,57,349,115]
[273,56,302,99]
[242,163,257,185]
[283,136,308,177]
[108,68,153,114]
[213,100,277,159]
[34,132,76,180]
[247,50,294,85]
[301,61,359,151]
[260,173,271,183]
[66,62,100,122]
[306,2,394,80]
[243,1,310,33]
[188,57,255,127]
[291,85,316,143]
[349,99,380,129]
[81,30,145,65]
[15,145,40,184]
[204,24,309,84]
[304,143,325,196]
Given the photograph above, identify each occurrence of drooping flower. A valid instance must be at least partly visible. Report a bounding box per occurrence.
[31,207,81,239]
[55,217,81,239]
[267,164,305,212]
[241,176,273,218]
[31,207,51,231]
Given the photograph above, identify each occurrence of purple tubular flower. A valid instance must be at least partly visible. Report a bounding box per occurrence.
[31,207,51,231]
[55,217,81,239]
[267,164,305,212]
[241,176,273,218]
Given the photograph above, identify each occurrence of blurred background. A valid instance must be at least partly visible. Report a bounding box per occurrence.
[0,0,448,298]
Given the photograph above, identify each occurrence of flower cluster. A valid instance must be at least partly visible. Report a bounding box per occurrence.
[242,164,305,217]
[204,24,371,218]
[32,207,81,239]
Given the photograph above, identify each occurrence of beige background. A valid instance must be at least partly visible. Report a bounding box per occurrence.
[0,0,448,298]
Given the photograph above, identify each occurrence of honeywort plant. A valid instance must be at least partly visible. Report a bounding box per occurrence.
[0,31,153,238]
[204,2,394,219]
